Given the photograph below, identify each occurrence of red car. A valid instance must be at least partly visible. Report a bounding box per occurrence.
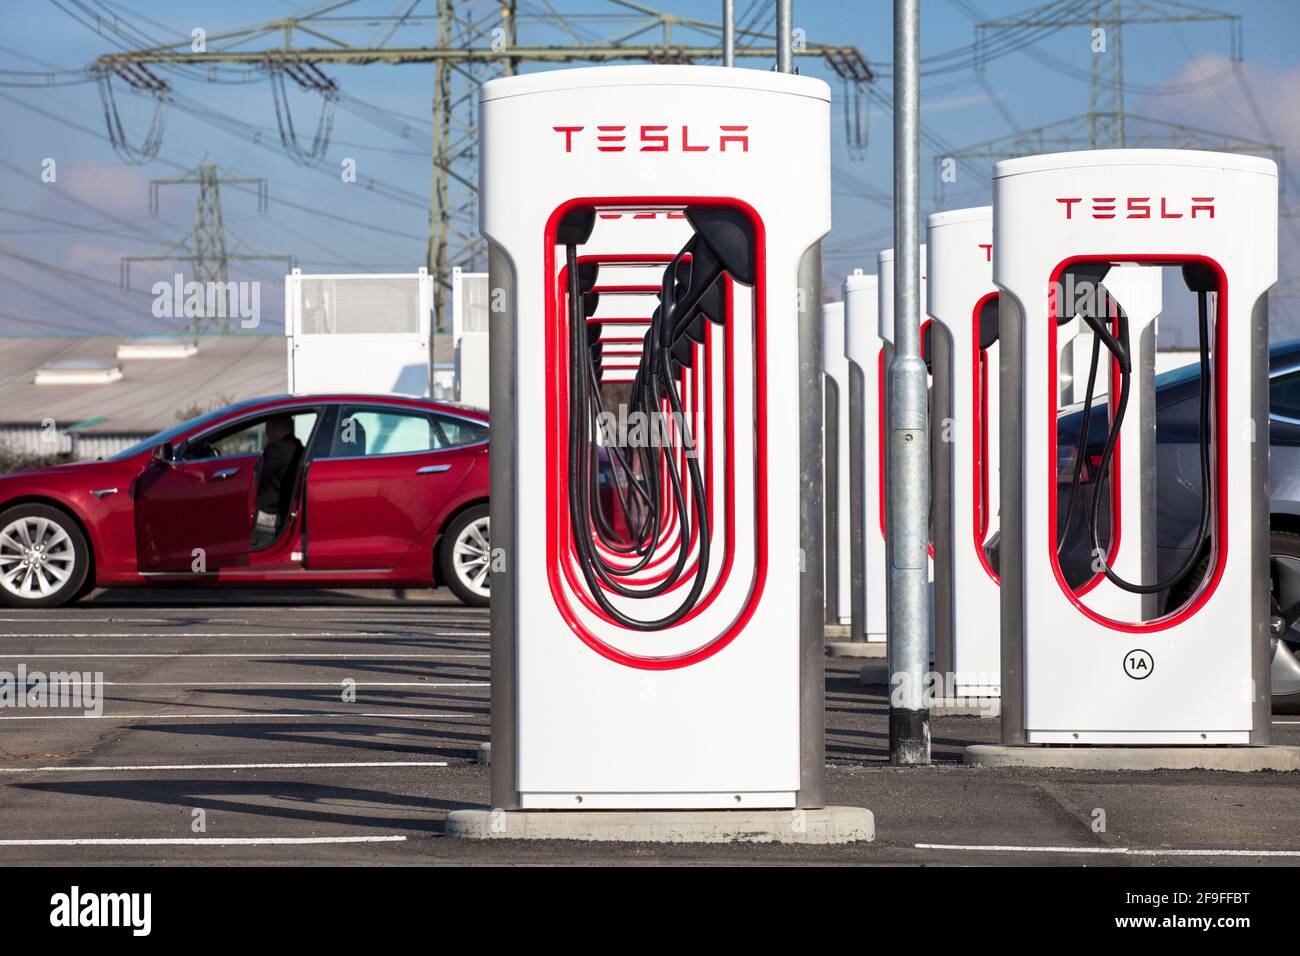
[0,394,491,608]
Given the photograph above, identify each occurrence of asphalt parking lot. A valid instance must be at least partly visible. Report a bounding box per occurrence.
[0,589,1297,866]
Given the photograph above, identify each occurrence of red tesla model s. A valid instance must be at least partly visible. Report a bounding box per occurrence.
[0,394,491,609]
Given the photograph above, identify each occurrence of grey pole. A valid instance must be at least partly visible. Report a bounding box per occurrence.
[888,0,932,765]
[723,0,736,67]
[776,0,793,73]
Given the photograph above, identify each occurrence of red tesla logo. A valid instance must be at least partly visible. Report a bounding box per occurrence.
[979,243,992,261]
[552,125,750,153]
[1055,196,1216,220]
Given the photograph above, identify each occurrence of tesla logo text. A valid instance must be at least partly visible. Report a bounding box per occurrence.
[979,243,992,261]
[1056,196,1215,220]
[552,125,749,153]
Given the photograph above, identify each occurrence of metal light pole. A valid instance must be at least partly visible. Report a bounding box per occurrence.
[888,0,932,765]
[723,0,735,67]
[776,0,793,73]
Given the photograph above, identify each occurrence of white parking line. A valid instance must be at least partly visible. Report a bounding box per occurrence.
[0,632,488,639]
[0,836,408,846]
[27,681,489,687]
[0,652,487,658]
[0,711,481,721]
[916,842,1300,857]
[0,760,450,773]
[0,621,488,629]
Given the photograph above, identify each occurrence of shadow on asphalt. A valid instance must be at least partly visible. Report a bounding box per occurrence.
[12,777,476,833]
[128,717,487,762]
[78,588,467,609]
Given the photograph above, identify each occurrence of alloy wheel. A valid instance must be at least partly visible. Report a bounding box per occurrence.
[0,515,77,600]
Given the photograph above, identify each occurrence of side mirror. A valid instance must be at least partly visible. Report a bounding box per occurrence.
[154,442,175,465]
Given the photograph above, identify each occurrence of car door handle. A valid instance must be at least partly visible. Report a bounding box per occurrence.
[417,464,451,474]
[213,468,240,481]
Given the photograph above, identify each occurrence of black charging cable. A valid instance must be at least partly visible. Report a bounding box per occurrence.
[1057,271,1215,597]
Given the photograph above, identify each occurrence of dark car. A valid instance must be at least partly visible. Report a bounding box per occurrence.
[0,394,491,609]
[1055,341,1300,710]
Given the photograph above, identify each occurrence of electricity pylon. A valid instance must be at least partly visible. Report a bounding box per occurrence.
[941,0,1279,200]
[120,159,294,337]
[90,0,873,328]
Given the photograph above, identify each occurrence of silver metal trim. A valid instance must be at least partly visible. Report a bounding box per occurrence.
[797,241,825,808]
[847,361,866,643]
[823,373,841,625]
[1252,293,1273,741]
[418,464,452,474]
[139,568,390,577]
[999,293,1027,744]
[90,488,118,498]
[212,468,239,481]
[488,240,521,810]
[931,323,955,676]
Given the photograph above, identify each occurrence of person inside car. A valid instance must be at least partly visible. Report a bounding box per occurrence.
[252,414,303,546]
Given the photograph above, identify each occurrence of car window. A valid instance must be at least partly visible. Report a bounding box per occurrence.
[434,414,488,447]
[110,400,266,460]
[331,407,441,457]
[1271,370,1300,420]
[183,411,319,460]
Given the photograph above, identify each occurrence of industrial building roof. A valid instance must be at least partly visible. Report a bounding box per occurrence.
[0,335,286,434]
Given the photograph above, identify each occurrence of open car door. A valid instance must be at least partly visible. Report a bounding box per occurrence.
[134,451,257,572]
[134,408,322,573]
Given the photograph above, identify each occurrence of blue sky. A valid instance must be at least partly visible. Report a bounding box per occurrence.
[2,0,1299,343]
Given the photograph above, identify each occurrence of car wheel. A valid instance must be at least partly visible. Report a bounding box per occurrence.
[440,504,490,607]
[1269,530,1300,714]
[0,504,91,609]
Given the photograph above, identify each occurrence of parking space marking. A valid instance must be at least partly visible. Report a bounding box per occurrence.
[916,843,1300,857]
[0,836,409,846]
[0,652,487,658]
[0,760,450,773]
[23,681,489,687]
[0,632,488,639]
[0,621,488,629]
[0,711,482,721]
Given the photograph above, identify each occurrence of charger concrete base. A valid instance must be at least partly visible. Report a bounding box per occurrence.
[828,641,886,658]
[964,744,1300,772]
[445,806,875,843]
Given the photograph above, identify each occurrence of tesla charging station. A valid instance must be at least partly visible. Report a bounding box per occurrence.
[824,301,851,628]
[996,149,1276,745]
[843,270,883,644]
[481,66,831,809]
[927,208,1001,697]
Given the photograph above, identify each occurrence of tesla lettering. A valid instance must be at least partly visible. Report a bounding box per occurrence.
[552,124,750,153]
[1055,196,1216,220]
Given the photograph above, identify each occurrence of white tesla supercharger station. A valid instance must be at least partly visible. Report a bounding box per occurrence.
[843,270,883,644]
[996,149,1276,745]
[926,208,1001,698]
[823,301,852,627]
[481,66,831,809]
[877,247,931,647]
